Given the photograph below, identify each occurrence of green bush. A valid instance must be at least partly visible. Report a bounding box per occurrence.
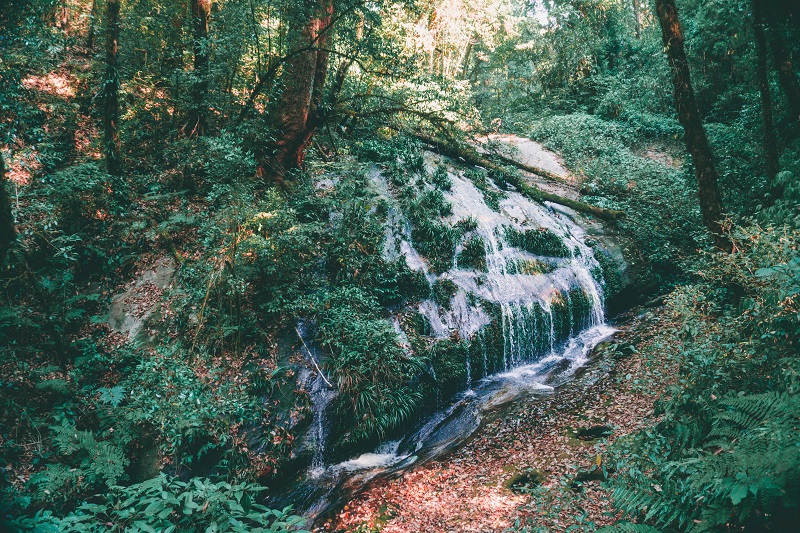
[317,287,423,447]
[430,164,453,191]
[432,278,459,309]
[12,475,308,532]
[606,224,800,531]
[457,234,487,272]
[504,226,570,257]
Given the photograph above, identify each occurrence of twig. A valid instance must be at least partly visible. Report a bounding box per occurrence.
[295,327,334,389]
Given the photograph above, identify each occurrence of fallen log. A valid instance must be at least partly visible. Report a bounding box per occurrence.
[414,132,626,221]
[483,148,571,185]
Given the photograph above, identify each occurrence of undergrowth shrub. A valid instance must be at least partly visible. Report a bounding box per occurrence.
[432,278,458,309]
[530,113,700,289]
[606,223,800,532]
[504,226,570,257]
[317,287,423,449]
[12,475,308,533]
[457,234,487,271]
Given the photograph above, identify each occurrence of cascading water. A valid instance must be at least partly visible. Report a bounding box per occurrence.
[296,321,336,477]
[308,373,335,476]
[417,169,608,376]
[275,160,617,524]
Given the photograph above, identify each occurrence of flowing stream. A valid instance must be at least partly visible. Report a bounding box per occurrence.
[269,161,617,524]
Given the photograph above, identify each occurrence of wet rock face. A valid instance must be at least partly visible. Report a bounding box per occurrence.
[107,257,175,344]
[293,151,623,469]
[377,161,607,373]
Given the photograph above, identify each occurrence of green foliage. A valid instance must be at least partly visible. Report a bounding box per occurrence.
[13,475,308,533]
[457,234,487,272]
[529,113,699,288]
[429,339,469,396]
[606,224,800,532]
[39,163,128,234]
[432,278,458,309]
[29,420,130,504]
[505,258,555,276]
[430,164,453,191]
[317,287,423,447]
[504,226,570,258]
[587,239,622,299]
[597,523,662,533]
[236,190,324,321]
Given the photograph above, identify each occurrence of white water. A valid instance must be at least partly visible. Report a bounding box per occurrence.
[333,440,409,472]
[295,160,613,505]
[296,321,337,478]
[408,167,606,373]
[317,161,614,470]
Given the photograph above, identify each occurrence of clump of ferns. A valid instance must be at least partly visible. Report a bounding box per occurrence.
[608,392,800,532]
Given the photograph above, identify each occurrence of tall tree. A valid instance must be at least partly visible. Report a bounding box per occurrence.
[103,0,121,175]
[753,0,780,187]
[86,0,97,51]
[185,0,210,136]
[262,0,334,181]
[0,153,16,263]
[655,0,731,252]
[764,1,800,122]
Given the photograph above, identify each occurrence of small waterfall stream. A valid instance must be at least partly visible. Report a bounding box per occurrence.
[308,373,335,476]
[418,169,607,373]
[271,161,617,523]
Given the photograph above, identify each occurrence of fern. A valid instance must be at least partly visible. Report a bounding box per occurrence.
[13,475,309,533]
[606,228,800,532]
[597,522,662,533]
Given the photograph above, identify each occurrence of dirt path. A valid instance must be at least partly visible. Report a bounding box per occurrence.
[326,310,676,532]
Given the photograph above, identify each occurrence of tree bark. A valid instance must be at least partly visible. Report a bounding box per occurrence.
[185,0,210,136]
[655,0,731,252]
[103,0,121,175]
[632,0,641,39]
[458,36,475,79]
[764,2,800,122]
[262,0,333,181]
[753,0,781,188]
[0,153,16,264]
[86,0,97,51]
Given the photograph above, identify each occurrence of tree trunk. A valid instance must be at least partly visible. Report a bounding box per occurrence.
[263,0,333,181]
[0,153,16,264]
[765,2,800,122]
[185,0,210,136]
[86,0,96,51]
[655,0,731,252]
[753,0,781,189]
[103,0,121,175]
[632,0,641,38]
[458,36,475,79]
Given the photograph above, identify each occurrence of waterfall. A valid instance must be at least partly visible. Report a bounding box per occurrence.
[309,373,335,475]
[371,162,608,379]
[440,171,606,372]
[297,321,337,476]
[275,162,617,522]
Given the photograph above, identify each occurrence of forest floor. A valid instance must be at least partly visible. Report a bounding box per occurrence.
[327,308,678,532]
